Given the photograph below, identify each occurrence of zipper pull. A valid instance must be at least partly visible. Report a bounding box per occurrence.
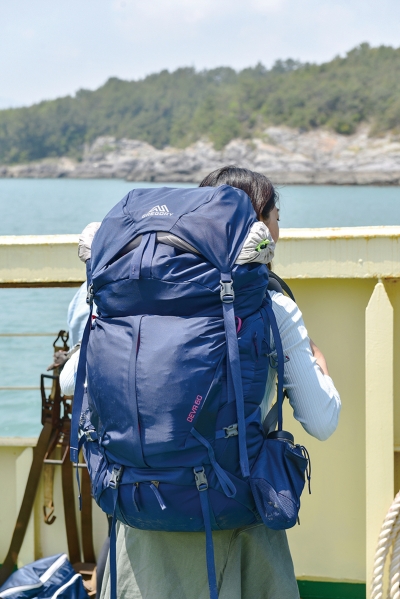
[301,446,312,494]
[132,482,140,511]
[150,482,167,510]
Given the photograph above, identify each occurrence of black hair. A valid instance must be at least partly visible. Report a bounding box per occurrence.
[199,165,278,220]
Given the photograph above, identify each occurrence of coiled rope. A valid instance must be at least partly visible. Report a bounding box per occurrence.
[371,490,400,599]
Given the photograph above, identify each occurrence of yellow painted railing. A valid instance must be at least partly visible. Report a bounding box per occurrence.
[1,226,400,286]
[1,227,399,598]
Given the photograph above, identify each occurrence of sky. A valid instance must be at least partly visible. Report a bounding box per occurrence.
[1,0,400,108]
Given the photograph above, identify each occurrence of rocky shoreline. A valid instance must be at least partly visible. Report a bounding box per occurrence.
[1,126,400,185]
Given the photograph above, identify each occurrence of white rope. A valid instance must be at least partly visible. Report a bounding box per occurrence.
[371,490,400,599]
[389,522,400,599]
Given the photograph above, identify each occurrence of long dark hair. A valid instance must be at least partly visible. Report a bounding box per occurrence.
[199,165,278,220]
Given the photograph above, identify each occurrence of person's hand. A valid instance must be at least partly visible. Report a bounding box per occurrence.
[47,350,69,371]
[309,338,330,376]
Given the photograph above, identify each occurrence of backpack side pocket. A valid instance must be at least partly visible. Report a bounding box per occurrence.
[249,438,308,530]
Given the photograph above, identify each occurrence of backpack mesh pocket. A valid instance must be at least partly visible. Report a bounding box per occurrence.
[250,438,308,530]
[250,478,299,529]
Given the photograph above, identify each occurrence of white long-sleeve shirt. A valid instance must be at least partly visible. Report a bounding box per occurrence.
[60,290,340,441]
[263,291,340,440]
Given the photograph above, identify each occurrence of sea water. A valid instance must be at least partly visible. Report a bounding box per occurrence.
[1,179,400,436]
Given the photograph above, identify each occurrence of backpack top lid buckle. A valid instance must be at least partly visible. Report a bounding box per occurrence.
[194,467,208,492]
[220,280,235,303]
[109,465,123,489]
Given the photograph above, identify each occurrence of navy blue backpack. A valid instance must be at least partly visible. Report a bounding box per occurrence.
[70,185,309,599]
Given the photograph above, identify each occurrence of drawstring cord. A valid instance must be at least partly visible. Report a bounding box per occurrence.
[300,446,312,494]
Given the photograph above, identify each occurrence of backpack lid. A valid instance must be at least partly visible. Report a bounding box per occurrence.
[91,185,256,276]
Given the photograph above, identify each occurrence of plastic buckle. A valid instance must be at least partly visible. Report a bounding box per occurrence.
[193,466,208,492]
[86,284,94,306]
[109,465,123,489]
[84,430,97,442]
[220,280,235,303]
[223,423,238,438]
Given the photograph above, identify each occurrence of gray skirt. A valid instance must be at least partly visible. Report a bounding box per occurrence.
[100,523,300,599]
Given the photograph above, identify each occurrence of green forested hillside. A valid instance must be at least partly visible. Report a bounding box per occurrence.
[1,43,400,164]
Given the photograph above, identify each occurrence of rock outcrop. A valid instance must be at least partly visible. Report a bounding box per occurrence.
[1,127,400,184]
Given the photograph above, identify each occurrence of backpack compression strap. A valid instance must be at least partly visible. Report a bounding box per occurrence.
[220,273,250,478]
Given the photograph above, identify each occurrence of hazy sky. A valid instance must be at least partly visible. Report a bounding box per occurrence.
[1,0,399,108]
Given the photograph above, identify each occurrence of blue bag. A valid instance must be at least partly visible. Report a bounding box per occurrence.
[0,554,88,599]
[70,185,310,599]
[250,305,311,530]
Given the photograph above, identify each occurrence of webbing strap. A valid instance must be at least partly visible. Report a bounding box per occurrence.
[85,258,92,280]
[140,232,156,278]
[194,468,218,599]
[262,402,279,436]
[215,407,260,439]
[129,233,150,280]
[109,493,119,599]
[200,490,218,599]
[268,270,296,302]
[70,308,92,464]
[264,302,284,431]
[221,298,249,478]
[191,429,236,498]
[226,351,235,404]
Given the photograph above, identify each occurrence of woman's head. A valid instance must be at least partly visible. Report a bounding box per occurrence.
[199,166,279,241]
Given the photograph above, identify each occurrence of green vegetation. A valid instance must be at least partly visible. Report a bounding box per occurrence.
[1,43,400,164]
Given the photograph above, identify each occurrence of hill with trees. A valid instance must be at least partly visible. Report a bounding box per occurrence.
[0,43,399,165]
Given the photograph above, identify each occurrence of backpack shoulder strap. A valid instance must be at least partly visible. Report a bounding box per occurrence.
[267,271,296,302]
[70,259,93,466]
[262,300,285,432]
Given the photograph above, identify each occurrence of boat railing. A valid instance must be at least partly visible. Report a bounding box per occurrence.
[1,228,400,598]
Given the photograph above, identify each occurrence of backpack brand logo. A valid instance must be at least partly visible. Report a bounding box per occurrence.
[186,395,203,423]
[141,204,172,218]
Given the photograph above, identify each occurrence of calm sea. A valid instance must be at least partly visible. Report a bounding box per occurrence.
[1,179,400,437]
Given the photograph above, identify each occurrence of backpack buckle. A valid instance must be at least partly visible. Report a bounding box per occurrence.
[84,430,98,442]
[223,423,238,438]
[193,467,208,492]
[86,284,94,306]
[109,465,123,489]
[220,280,235,303]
